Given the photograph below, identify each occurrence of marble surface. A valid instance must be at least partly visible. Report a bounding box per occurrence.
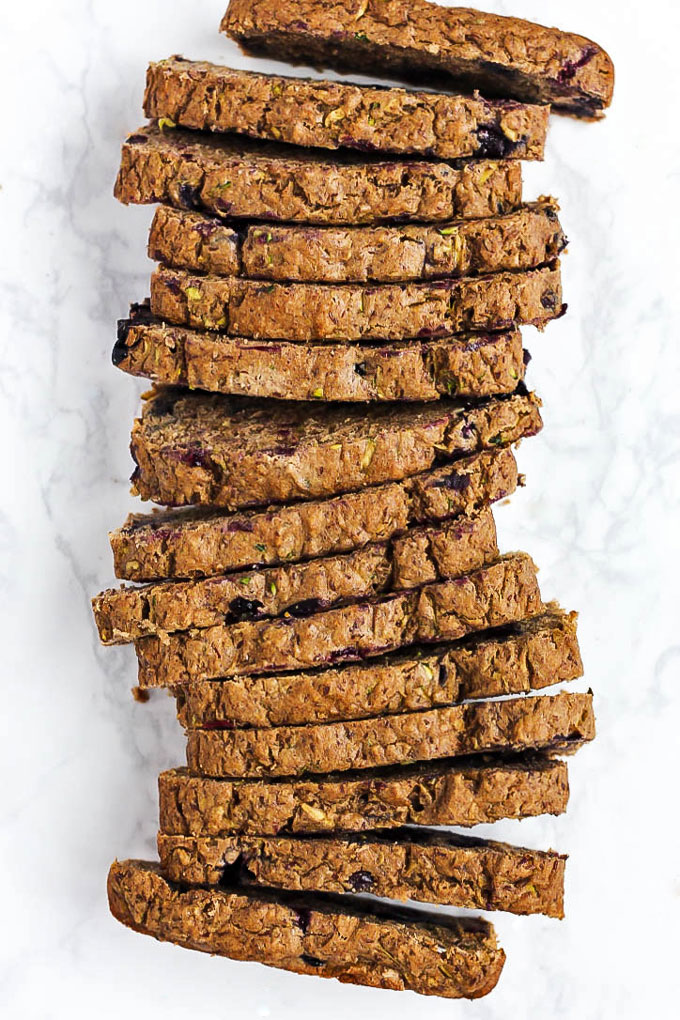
[1,1,679,1016]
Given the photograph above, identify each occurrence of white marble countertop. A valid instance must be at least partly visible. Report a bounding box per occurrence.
[1,1,679,1016]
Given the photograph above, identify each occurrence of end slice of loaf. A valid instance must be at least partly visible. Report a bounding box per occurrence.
[108,859,505,999]
[222,0,614,117]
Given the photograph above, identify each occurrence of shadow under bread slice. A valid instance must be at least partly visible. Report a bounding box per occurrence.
[108,859,504,1000]
[114,305,527,402]
[114,124,522,226]
[186,691,595,778]
[158,828,566,918]
[149,263,564,341]
[113,446,518,582]
[130,387,541,509]
[135,552,543,687]
[221,0,614,118]
[144,57,547,161]
[159,753,569,836]
[177,608,582,728]
[94,508,498,644]
[148,201,566,283]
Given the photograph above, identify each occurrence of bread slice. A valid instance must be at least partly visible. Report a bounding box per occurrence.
[129,388,541,509]
[176,609,583,728]
[115,306,527,402]
[144,57,548,161]
[114,124,522,225]
[135,553,543,687]
[157,829,566,917]
[222,0,614,118]
[186,691,595,778]
[149,263,564,340]
[149,200,566,282]
[158,754,569,834]
[112,445,518,581]
[94,508,498,644]
[108,859,505,999]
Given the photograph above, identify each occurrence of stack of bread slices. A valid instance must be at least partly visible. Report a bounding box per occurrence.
[96,0,613,1000]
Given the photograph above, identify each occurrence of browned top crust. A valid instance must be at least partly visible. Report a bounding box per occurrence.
[144,57,548,160]
[157,829,567,917]
[114,124,523,225]
[222,0,614,117]
[114,309,526,403]
[129,388,541,509]
[112,446,517,581]
[149,262,564,340]
[108,859,505,999]
[176,609,583,728]
[134,552,544,686]
[93,508,498,644]
[186,691,595,778]
[158,754,569,835]
[149,200,567,283]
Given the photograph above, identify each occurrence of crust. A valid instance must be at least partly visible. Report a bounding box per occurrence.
[222,0,614,117]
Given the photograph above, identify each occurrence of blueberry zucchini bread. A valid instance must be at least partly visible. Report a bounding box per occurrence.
[144,57,548,160]
[94,508,498,644]
[222,0,614,117]
[134,553,543,687]
[149,263,564,340]
[129,388,541,509]
[112,445,518,581]
[186,691,595,778]
[157,829,567,917]
[176,609,582,728]
[108,859,505,999]
[115,307,527,402]
[158,754,569,835]
[149,201,566,283]
[115,124,523,225]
